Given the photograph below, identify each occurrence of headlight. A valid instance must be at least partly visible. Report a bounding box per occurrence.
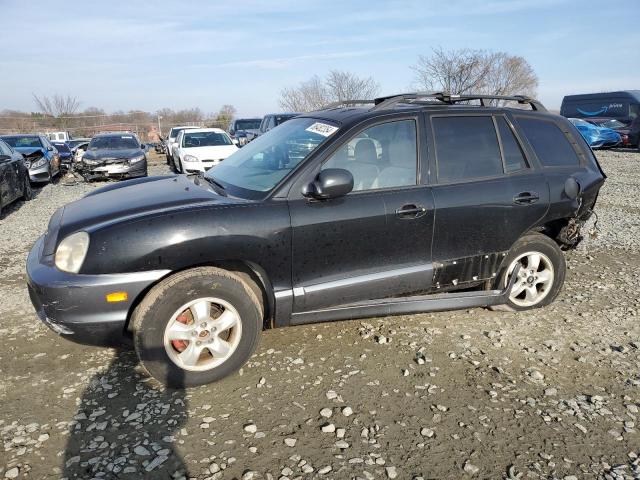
[83,158,99,165]
[55,232,90,273]
[184,154,198,162]
[31,157,47,168]
[130,154,145,163]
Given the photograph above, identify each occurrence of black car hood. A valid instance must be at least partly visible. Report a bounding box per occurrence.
[83,148,143,162]
[46,175,248,255]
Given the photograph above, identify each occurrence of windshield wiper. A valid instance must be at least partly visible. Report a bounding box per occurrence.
[201,175,228,196]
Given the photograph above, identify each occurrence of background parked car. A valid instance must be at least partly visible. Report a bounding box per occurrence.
[228,118,262,146]
[165,126,200,164]
[52,142,74,169]
[67,138,92,150]
[568,118,621,148]
[79,132,148,180]
[47,131,72,142]
[257,113,299,136]
[0,134,61,183]
[0,138,33,216]
[561,90,640,146]
[586,117,639,148]
[173,128,238,173]
[71,141,90,163]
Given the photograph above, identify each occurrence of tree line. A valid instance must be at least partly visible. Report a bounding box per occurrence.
[0,48,538,136]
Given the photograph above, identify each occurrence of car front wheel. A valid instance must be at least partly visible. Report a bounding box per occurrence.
[22,175,33,200]
[132,267,263,388]
[496,233,566,311]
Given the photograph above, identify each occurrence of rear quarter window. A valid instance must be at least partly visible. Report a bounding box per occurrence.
[517,117,580,167]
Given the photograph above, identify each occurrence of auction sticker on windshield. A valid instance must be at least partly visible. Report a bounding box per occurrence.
[305,122,338,137]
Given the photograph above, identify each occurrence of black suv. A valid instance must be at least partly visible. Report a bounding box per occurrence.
[27,93,605,387]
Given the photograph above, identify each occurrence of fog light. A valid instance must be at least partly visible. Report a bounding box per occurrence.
[106,292,128,303]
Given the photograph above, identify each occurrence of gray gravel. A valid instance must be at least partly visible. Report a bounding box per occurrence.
[0,150,639,479]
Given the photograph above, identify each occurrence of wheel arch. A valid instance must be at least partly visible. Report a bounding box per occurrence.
[123,260,275,337]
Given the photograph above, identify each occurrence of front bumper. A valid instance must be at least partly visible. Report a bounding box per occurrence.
[28,162,51,182]
[183,159,222,174]
[81,159,147,180]
[26,235,169,346]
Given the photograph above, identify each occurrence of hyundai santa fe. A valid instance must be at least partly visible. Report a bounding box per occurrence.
[26,92,605,387]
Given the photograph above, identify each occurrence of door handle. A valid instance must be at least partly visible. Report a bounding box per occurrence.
[395,204,427,219]
[513,192,539,205]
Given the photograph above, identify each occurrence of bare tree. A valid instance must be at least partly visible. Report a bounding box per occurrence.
[214,104,236,129]
[33,94,81,117]
[412,48,538,100]
[279,70,380,112]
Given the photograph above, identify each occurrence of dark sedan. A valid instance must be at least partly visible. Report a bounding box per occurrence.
[0,138,33,216]
[52,142,74,168]
[79,132,148,180]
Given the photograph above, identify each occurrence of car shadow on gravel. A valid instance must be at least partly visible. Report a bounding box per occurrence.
[62,348,189,479]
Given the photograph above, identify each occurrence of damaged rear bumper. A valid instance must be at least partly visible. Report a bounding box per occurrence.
[26,235,169,346]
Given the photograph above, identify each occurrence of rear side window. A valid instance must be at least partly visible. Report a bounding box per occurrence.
[433,116,503,182]
[496,117,528,172]
[518,118,580,167]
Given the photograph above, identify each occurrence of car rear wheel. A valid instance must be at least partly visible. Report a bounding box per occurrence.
[494,233,566,311]
[132,267,263,388]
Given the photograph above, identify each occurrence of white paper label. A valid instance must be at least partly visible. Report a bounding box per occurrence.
[305,122,338,137]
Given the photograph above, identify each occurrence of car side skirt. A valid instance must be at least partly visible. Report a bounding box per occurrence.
[288,266,519,326]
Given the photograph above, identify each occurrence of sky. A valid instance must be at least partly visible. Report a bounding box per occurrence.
[1,0,638,116]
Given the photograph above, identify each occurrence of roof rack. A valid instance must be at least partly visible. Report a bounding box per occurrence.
[321,99,376,110]
[372,92,547,112]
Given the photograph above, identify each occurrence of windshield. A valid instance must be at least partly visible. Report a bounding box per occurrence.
[570,118,590,127]
[205,117,338,198]
[183,131,232,147]
[88,135,139,150]
[170,127,195,139]
[53,143,71,153]
[592,119,625,129]
[1,136,43,148]
[67,139,87,148]
[235,119,261,131]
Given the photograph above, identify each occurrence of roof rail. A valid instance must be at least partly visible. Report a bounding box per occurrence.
[372,92,547,112]
[321,99,376,110]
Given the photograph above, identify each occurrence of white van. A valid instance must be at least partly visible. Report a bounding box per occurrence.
[47,131,72,142]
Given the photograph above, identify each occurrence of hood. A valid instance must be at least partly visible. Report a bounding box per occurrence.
[184,145,238,160]
[14,146,45,157]
[46,175,247,255]
[83,148,144,162]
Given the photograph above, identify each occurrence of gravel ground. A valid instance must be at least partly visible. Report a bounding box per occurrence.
[0,150,639,480]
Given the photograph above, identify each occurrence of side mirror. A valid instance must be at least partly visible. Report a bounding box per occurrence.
[304,168,354,200]
[141,144,146,150]
[564,177,582,200]
[232,138,239,145]
[47,146,54,152]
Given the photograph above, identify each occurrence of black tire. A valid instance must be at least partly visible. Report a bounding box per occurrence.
[132,267,263,388]
[174,156,182,173]
[22,176,33,200]
[165,154,171,165]
[493,233,566,312]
